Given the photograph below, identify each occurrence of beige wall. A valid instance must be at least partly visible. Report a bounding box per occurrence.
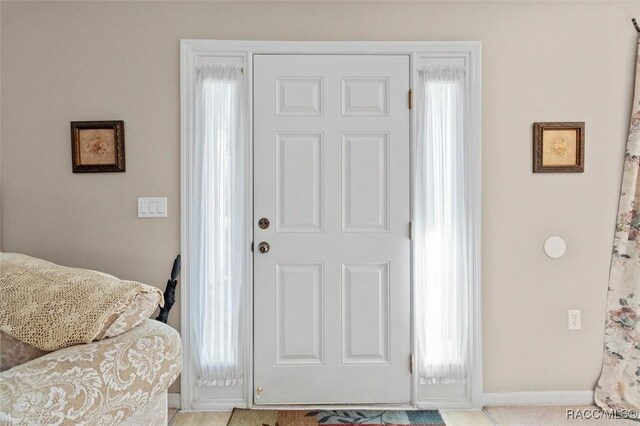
[2,1,639,395]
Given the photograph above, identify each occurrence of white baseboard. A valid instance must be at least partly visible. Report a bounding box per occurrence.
[172,390,595,410]
[168,393,181,409]
[482,391,594,407]
[189,400,247,411]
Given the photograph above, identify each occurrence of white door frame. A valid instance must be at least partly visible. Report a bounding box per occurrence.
[180,40,482,411]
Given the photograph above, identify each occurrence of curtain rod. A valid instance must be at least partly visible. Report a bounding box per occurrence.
[634,18,640,33]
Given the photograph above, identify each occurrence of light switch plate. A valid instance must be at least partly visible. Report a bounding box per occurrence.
[138,197,167,218]
[568,309,581,330]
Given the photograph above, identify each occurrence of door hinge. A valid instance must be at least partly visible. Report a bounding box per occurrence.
[251,242,254,252]
[408,89,413,110]
[409,221,414,240]
[410,353,415,374]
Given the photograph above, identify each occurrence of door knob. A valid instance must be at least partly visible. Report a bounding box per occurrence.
[258,242,270,253]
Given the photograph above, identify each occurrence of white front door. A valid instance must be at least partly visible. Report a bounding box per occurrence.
[253,54,411,404]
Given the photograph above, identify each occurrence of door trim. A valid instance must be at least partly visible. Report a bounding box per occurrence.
[180,40,482,411]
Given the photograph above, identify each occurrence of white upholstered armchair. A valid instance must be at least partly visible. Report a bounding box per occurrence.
[0,320,182,425]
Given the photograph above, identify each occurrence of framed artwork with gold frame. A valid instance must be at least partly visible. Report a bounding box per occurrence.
[71,121,125,173]
[533,122,584,173]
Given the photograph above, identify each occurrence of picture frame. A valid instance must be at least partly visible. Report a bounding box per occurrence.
[71,120,125,173]
[533,122,584,173]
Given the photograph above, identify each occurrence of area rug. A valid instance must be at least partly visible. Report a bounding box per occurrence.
[227,408,445,425]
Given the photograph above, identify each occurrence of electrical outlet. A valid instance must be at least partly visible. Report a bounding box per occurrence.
[568,310,581,330]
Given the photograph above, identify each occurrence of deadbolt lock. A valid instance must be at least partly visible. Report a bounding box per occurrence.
[258,218,270,229]
[258,242,270,253]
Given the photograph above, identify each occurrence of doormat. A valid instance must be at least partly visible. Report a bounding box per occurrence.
[226,408,446,425]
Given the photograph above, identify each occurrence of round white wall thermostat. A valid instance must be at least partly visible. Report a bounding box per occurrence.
[544,236,566,259]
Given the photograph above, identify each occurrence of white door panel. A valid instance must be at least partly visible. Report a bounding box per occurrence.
[254,55,410,404]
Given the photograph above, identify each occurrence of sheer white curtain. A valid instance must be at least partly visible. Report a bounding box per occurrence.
[189,64,246,386]
[415,66,469,385]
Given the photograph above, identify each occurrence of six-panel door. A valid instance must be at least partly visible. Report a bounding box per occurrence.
[253,55,411,404]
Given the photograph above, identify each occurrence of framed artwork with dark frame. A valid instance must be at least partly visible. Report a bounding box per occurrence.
[533,122,584,173]
[71,121,125,173]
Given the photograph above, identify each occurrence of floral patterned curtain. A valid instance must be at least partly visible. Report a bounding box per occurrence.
[596,39,640,410]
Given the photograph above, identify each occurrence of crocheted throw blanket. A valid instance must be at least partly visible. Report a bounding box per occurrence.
[0,252,163,351]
